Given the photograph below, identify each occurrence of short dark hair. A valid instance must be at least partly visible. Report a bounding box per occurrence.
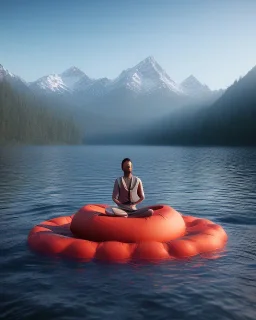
[121,158,132,168]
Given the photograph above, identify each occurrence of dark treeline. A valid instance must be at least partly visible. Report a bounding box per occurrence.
[141,66,256,146]
[0,80,82,145]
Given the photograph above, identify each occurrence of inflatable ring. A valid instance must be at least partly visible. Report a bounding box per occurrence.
[27,204,228,262]
[70,204,186,242]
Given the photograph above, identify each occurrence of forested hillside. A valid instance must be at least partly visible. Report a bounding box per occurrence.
[142,66,256,146]
[0,81,82,145]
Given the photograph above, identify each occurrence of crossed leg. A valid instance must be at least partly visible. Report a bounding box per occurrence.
[127,206,154,218]
[105,206,154,218]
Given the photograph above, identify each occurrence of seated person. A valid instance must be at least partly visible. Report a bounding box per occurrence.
[108,158,154,218]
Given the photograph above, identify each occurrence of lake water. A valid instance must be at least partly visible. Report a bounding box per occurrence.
[1,145,256,320]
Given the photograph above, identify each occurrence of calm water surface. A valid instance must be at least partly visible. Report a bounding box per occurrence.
[1,145,256,320]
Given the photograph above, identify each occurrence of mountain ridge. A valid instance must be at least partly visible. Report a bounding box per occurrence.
[0,57,218,97]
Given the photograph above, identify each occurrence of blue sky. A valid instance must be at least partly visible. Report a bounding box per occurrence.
[1,0,255,90]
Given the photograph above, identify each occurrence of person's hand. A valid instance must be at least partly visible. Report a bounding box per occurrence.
[118,203,133,211]
[112,198,122,206]
[127,203,137,210]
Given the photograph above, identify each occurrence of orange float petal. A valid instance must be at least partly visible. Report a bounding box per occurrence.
[27,204,228,262]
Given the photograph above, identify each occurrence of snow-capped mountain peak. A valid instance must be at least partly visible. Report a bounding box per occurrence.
[0,64,12,80]
[110,56,184,95]
[61,66,85,78]
[181,75,210,95]
[3,58,214,98]
[0,64,23,81]
[0,64,29,93]
[60,66,86,90]
[30,67,87,93]
[30,74,70,93]
[181,75,203,87]
[138,55,157,67]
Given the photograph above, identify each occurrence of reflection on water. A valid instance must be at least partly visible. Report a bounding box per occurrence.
[1,145,256,320]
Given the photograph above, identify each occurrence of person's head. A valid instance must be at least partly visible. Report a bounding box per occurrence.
[121,158,132,174]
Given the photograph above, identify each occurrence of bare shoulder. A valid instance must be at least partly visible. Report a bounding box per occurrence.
[136,176,142,182]
[133,176,141,182]
[135,176,143,186]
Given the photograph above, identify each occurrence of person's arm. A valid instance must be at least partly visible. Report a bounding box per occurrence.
[132,180,145,206]
[112,179,123,206]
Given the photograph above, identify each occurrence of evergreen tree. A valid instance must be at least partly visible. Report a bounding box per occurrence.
[0,80,82,145]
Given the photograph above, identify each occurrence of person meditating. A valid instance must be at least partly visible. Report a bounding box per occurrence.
[107,158,154,218]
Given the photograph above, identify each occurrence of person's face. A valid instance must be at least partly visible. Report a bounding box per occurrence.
[122,161,132,173]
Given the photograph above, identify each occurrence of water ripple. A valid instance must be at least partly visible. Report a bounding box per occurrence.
[0,145,256,320]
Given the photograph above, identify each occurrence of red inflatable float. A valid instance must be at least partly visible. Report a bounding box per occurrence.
[27,204,228,262]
